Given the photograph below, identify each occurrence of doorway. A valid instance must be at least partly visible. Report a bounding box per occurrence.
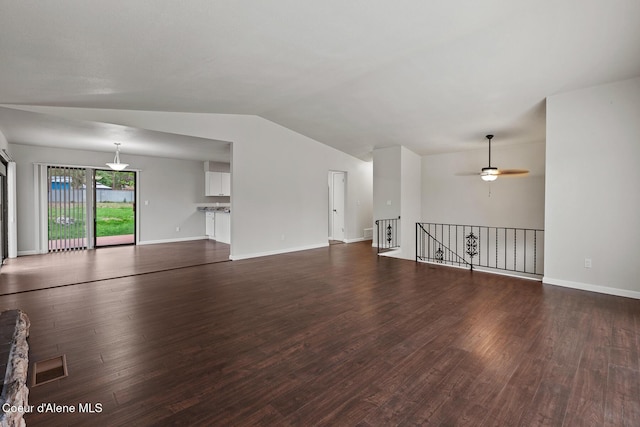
[44,165,137,252]
[94,169,136,247]
[328,171,346,242]
[0,159,7,263]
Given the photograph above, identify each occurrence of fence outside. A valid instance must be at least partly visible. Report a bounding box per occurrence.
[49,189,134,203]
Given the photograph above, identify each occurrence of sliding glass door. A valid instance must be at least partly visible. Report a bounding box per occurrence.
[46,166,136,252]
[94,169,136,247]
[47,166,88,252]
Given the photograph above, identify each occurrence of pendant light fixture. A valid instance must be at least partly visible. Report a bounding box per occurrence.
[106,143,129,171]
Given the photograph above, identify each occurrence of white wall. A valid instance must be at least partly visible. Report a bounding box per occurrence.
[205,161,230,173]
[9,143,212,254]
[8,108,373,260]
[421,142,545,229]
[399,147,421,260]
[372,147,401,248]
[372,146,421,260]
[545,76,640,299]
[350,161,374,243]
[0,129,8,151]
[372,147,401,221]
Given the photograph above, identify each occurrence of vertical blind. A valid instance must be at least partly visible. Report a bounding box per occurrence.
[47,166,87,252]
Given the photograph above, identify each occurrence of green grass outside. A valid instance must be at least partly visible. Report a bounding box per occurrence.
[48,202,134,240]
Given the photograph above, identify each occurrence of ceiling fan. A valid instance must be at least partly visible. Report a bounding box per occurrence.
[479,134,528,181]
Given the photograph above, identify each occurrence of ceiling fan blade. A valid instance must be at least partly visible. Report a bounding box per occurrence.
[455,171,481,176]
[496,169,529,176]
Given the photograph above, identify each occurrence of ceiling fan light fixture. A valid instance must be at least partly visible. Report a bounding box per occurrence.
[480,134,497,181]
[481,167,498,181]
[106,143,129,171]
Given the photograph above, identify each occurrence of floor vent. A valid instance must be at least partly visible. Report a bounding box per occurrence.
[31,355,68,386]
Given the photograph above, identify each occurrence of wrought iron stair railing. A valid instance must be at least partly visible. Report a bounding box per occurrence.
[416,222,544,276]
[416,223,469,267]
[375,217,400,253]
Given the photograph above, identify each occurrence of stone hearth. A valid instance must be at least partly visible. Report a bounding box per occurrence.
[0,310,30,427]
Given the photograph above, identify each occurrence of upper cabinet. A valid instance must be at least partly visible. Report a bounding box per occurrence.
[205,171,231,196]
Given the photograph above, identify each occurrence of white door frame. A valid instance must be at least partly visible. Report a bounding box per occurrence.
[328,171,346,241]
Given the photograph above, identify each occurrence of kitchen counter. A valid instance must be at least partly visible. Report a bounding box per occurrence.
[197,206,230,213]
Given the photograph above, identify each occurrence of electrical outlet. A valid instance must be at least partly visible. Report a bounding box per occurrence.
[176,226,180,232]
[584,258,592,268]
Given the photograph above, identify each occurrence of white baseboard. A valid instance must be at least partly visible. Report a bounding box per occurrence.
[230,243,329,261]
[344,237,372,243]
[417,259,473,271]
[137,236,208,246]
[471,267,542,281]
[543,276,640,300]
[372,242,398,248]
[17,250,39,256]
[378,249,402,258]
[416,260,542,281]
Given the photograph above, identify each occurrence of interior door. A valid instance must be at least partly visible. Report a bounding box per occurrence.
[332,172,345,241]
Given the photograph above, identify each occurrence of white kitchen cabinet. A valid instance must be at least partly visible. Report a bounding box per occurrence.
[205,211,215,238]
[214,212,231,244]
[205,172,231,196]
[220,173,230,195]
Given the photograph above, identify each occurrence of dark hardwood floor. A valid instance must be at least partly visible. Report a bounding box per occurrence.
[0,241,638,426]
[0,239,230,295]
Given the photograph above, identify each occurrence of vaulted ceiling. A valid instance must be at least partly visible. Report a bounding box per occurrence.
[1,0,639,160]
